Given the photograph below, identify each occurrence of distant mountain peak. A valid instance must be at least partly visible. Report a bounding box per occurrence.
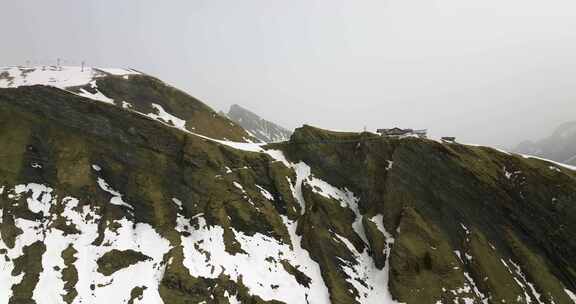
[226,104,292,143]
[514,120,576,164]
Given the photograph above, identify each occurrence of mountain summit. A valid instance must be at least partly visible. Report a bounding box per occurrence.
[1,68,576,303]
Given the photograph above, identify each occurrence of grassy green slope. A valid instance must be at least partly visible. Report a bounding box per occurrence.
[70,74,254,142]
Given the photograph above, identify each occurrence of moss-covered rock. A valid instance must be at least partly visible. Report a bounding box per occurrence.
[361,216,388,270]
[280,259,312,288]
[61,244,79,304]
[10,241,46,304]
[96,249,151,276]
[127,286,147,304]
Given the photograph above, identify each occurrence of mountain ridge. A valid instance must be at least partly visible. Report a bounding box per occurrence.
[0,65,254,142]
[1,72,576,303]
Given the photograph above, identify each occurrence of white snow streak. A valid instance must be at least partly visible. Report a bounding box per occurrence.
[565,288,576,303]
[334,215,399,304]
[96,177,134,210]
[256,185,274,201]
[520,154,576,171]
[77,88,115,104]
[146,103,187,131]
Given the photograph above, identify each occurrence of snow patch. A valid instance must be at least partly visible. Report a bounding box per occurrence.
[13,183,53,215]
[463,271,488,303]
[0,66,101,89]
[386,160,394,170]
[121,101,133,109]
[0,66,138,90]
[233,181,244,191]
[96,177,134,210]
[565,288,576,303]
[507,259,543,304]
[256,185,274,201]
[77,88,115,104]
[503,167,522,180]
[177,213,331,303]
[97,68,141,76]
[549,166,562,173]
[172,198,183,210]
[214,140,265,153]
[146,103,187,131]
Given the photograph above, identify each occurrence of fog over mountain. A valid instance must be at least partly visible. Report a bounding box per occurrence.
[2,1,576,148]
[4,3,576,303]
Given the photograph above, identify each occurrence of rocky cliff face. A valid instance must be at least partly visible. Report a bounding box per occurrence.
[514,121,576,165]
[282,126,576,304]
[1,72,576,304]
[226,104,292,143]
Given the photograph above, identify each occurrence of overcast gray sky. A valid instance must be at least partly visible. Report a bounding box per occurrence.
[2,0,576,148]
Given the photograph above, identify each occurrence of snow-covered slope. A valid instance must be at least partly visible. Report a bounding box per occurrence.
[0,66,140,89]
